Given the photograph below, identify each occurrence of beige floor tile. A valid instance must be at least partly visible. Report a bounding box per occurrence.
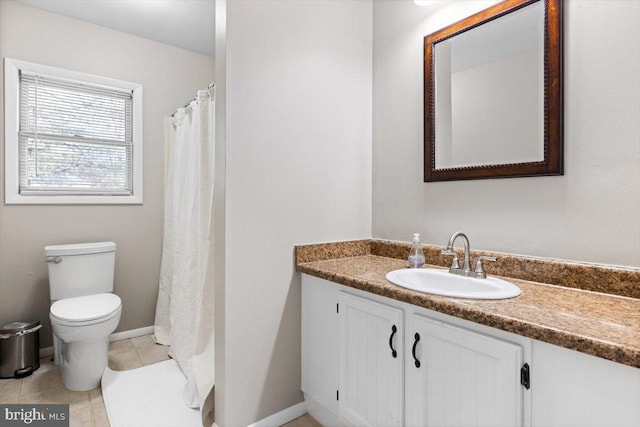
[107,339,134,355]
[0,378,23,403]
[2,336,172,427]
[70,405,94,427]
[137,344,170,366]
[20,359,63,397]
[281,414,324,427]
[20,385,90,411]
[108,349,142,371]
[131,334,156,349]
[90,395,107,419]
[17,391,41,404]
[0,392,20,404]
[89,378,110,426]
[88,387,102,404]
[93,415,111,427]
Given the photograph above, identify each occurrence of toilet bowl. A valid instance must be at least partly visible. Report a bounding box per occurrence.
[50,293,121,391]
[45,242,120,391]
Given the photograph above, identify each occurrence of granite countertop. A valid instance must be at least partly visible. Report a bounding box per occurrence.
[295,241,640,369]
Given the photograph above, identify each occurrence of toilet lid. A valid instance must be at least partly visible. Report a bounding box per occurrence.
[51,293,121,322]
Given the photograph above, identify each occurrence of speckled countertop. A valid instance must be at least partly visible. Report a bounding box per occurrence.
[295,240,640,368]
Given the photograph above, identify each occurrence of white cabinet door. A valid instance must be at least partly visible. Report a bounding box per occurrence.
[338,292,404,427]
[406,314,524,427]
[301,276,340,414]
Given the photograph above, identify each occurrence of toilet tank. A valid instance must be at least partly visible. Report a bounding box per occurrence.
[45,242,116,301]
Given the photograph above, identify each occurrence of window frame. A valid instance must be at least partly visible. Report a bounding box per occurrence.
[4,58,143,204]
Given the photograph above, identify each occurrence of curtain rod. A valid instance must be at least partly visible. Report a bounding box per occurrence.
[171,82,215,117]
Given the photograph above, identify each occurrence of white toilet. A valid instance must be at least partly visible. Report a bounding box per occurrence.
[45,241,122,391]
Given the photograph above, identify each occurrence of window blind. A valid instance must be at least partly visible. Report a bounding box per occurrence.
[18,71,134,195]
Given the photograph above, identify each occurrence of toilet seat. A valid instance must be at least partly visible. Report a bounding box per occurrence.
[51,293,121,326]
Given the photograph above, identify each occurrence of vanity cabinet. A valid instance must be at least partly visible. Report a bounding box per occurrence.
[301,274,640,427]
[302,274,528,427]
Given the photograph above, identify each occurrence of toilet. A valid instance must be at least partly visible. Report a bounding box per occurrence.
[45,241,121,391]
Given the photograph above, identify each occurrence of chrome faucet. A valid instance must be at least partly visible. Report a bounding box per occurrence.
[441,231,496,279]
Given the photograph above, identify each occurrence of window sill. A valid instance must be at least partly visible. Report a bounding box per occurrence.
[5,194,143,205]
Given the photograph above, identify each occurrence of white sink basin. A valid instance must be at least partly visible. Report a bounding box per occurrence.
[385,268,521,300]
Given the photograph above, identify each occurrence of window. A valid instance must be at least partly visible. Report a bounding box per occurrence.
[4,58,143,204]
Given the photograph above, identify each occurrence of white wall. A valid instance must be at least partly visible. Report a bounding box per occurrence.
[218,1,372,425]
[0,1,215,345]
[373,0,640,267]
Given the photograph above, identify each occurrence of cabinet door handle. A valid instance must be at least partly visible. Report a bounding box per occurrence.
[389,325,398,358]
[412,333,421,368]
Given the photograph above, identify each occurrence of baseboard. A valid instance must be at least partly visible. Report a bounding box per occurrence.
[39,346,53,358]
[247,402,306,427]
[39,326,154,359]
[109,325,155,342]
[304,395,345,427]
[39,325,155,358]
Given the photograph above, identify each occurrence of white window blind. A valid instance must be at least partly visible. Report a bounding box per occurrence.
[18,71,134,195]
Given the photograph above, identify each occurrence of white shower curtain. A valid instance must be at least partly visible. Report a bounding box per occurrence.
[154,87,215,411]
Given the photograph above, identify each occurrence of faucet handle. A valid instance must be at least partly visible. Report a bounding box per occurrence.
[474,256,497,279]
[441,249,460,270]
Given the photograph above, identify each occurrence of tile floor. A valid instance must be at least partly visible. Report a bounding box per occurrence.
[0,334,170,427]
[0,336,323,427]
[282,414,323,427]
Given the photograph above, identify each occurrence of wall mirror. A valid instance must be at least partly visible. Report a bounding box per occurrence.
[424,0,562,182]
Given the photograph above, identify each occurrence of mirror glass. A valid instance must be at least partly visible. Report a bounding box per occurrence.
[435,2,543,169]
[424,0,563,181]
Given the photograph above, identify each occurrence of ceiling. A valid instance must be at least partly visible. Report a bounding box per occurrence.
[11,0,215,57]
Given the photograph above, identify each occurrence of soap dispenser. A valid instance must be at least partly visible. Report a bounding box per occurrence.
[408,233,425,268]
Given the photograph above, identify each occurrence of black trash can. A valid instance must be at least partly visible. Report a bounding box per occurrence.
[0,320,41,378]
